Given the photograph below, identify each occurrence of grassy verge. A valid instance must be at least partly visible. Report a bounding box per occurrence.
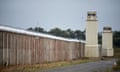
[0,58,97,72]
[114,48,120,58]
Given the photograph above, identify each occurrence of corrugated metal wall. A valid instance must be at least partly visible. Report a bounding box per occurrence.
[0,31,85,65]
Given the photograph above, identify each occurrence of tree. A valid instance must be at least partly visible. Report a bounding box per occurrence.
[27,27,86,40]
[98,32,102,44]
[113,31,120,48]
[34,27,45,33]
[74,30,83,40]
[27,27,33,30]
[27,27,46,33]
[48,28,63,37]
[66,29,75,38]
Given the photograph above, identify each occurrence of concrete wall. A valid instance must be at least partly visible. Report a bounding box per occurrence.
[102,31,113,56]
[86,21,98,45]
[85,11,99,57]
[102,32,113,49]
[0,31,85,65]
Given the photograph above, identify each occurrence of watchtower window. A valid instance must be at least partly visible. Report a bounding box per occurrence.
[88,14,96,16]
[88,14,91,16]
[92,14,96,16]
[104,27,111,30]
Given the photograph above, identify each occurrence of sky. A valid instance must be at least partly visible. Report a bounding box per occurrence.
[0,0,120,32]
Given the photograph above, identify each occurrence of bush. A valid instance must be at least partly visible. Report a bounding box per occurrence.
[116,59,120,66]
[113,66,120,71]
[113,59,120,71]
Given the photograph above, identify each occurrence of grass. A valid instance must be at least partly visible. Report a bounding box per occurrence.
[0,58,97,72]
[114,48,120,58]
[113,59,120,71]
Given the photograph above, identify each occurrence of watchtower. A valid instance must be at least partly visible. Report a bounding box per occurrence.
[85,11,99,57]
[102,27,114,56]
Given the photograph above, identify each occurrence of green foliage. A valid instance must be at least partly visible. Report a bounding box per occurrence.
[113,66,120,71]
[48,28,65,37]
[66,29,76,38]
[98,32,102,44]
[74,30,85,40]
[27,27,85,40]
[27,27,33,30]
[113,59,120,71]
[113,31,120,48]
[116,59,120,66]
[27,27,46,33]
[114,48,120,58]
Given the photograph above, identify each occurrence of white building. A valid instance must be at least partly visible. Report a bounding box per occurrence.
[85,11,99,57]
[102,27,114,56]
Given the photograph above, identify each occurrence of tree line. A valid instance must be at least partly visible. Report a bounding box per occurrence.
[113,31,120,48]
[27,27,85,40]
[27,27,120,48]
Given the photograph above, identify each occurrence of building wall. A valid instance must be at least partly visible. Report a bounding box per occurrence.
[0,31,85,65]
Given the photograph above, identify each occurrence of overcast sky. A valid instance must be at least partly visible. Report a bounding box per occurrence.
[0,0,120,31]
